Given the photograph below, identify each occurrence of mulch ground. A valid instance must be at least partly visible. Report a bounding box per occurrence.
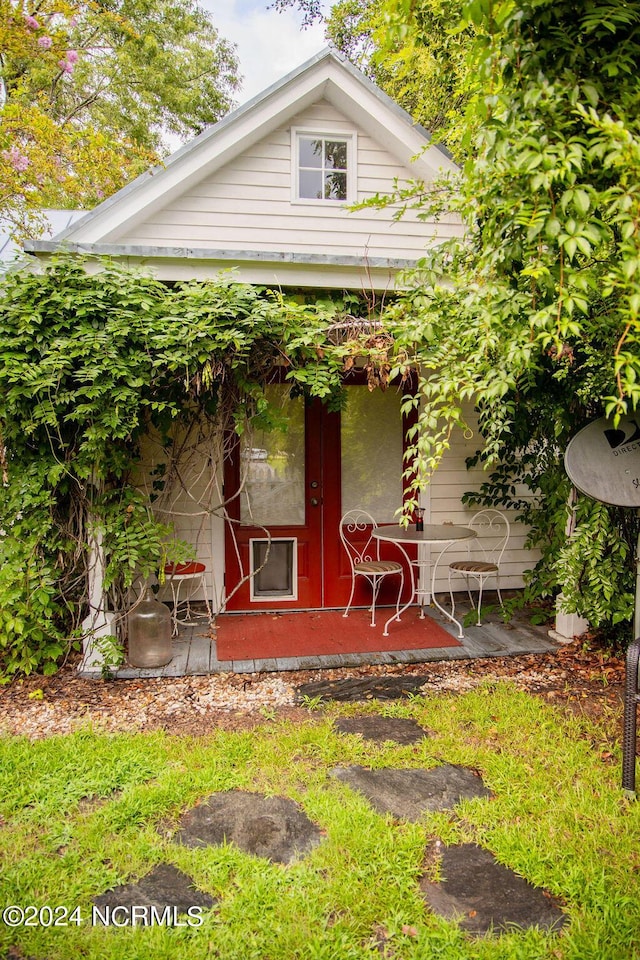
[0,639,627,741]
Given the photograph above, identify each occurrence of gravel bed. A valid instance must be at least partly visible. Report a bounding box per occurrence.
[0,642,626,740]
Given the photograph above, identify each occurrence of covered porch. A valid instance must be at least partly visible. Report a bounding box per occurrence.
[80,593,560,679]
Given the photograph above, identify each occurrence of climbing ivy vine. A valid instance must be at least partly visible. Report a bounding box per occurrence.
[374,0,640,642]
[0,256,392,677]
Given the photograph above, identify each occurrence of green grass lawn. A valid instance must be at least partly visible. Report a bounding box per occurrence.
[1,682,639,959]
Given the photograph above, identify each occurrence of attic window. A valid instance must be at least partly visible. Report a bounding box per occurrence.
[292,129,355,203]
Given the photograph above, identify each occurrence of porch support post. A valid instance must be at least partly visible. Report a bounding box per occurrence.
[549,487,589,644]
[80,523,118,673]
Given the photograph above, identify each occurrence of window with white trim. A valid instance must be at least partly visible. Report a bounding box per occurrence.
[292,129,355,203]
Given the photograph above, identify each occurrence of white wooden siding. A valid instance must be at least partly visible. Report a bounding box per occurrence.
[116,99,461,260]
[428,411,539,593]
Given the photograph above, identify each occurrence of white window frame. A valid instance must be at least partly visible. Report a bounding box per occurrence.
[291,127,357,205]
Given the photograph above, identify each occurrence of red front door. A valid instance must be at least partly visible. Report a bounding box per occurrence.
[224,397,343,610]
[223,383,414,612]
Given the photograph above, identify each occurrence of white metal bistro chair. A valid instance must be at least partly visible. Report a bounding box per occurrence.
[340,509,404,628]
[448,509,510,625]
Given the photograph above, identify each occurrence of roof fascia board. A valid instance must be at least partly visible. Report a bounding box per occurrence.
[24,245,413,290]
[23,240,417,269]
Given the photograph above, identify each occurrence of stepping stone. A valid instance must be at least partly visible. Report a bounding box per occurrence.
[330,765,490,821]
[297,675,426,702]
[420,843,567,935]
[92,863,215,926]
[334,715,429,744]
[175,790,323,864]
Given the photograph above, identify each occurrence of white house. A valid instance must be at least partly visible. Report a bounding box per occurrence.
[25,48,539,643]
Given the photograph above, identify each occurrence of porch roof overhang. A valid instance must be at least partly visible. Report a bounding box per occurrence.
[23,241,420,289]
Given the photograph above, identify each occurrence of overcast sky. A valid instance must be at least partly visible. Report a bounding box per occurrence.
[204,0,330,105]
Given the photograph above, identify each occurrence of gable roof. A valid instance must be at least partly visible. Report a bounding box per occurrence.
[24,48,459,287]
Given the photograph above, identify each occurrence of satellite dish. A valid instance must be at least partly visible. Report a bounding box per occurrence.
[564,415,640,507]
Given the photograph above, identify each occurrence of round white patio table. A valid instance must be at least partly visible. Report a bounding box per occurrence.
[372,523,477,639]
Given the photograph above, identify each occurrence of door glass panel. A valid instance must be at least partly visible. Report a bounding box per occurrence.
[240,385,305,525]
[341,387,404,521]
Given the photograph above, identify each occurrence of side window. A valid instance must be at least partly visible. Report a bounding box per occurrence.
[292,130,355,203]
